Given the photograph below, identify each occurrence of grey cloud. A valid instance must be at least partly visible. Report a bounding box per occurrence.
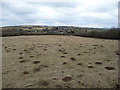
[1,1,118,28]
[28,2,78,8]
[2,2,37,15]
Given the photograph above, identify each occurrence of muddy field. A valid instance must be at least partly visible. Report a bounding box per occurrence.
[2,35,119,88]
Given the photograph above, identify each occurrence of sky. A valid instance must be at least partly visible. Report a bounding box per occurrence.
[0,0,119,28]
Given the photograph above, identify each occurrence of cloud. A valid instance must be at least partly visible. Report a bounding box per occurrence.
[1,0,119,28]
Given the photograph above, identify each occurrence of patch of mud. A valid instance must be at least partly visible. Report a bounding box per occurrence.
[19,57,23,59]
[4,46,7,48]
[6,50,10,52]
[88,66,94,68]
[63,62,67,65]
[39,65,48,68]
[30,48,34,50]
[33,61,40,64]
[44,49,47,51]
[30,56,34,58]
[23,71,29,75]
[19,52,23,54]
[77,54,81,56]
[77,74,83,78]
[40,81,49,86]
[115,51,120,55]
[52,77,57,80]
[93,47,97,49]
[62,76,72,82]
[3,71,9,75]
[114,84,120,89]
[100,45,104,47]
[104,66,115,70]
[63,52,68,54]
[34,68,41,72]
[70,57,76,61]
[61,56,65,58]
[95,62,102,65]
[19,60,30,63]
[24,50,27,52]
[78,81,81,84]
[58,45,62,46]
[105,60,111,61]
[58,48,65,52]
[77,63,83,65]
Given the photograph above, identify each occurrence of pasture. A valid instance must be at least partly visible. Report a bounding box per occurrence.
[2,35,119,88]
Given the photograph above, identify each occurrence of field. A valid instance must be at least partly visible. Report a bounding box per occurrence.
[2,35,119,88]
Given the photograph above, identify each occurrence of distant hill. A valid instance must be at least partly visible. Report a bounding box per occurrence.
[0,25,119,40]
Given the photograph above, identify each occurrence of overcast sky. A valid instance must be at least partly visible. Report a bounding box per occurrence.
[0,0,119,28]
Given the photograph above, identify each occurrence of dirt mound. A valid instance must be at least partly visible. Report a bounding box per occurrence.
[33,61,40,64]
[62,76,72,82]
[104,66,115,70]
[70,57,76,61]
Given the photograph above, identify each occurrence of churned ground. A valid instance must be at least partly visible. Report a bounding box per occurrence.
[2,35,119,88]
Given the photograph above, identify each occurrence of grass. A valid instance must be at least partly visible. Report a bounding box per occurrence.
[2,35,119,88]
